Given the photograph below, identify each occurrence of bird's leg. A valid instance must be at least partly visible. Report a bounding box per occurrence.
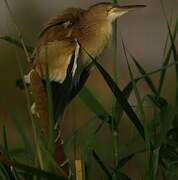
[54,123,71,177]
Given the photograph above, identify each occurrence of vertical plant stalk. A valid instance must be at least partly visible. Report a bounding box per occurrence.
[158,18,178,95]
[112,22,119,167]
[112,129,119,167]
[3,126,20,180]
[15,48,41,178]
[113,21,119,83]
[3,0,31,63]
[3,1,40,176]
[75,160,85,180]
[30,70,69,176]
[45,63,55,157]
[30,70,49,135]
[122,41,153,179]
[160,0,178,109]
[112,0,119,168]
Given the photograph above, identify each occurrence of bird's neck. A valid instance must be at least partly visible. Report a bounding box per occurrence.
[72,14,112,59]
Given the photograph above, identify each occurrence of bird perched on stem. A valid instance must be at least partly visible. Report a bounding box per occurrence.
[26,2,146,126]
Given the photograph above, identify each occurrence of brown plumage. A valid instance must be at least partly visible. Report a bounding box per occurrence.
[28,2,146,124]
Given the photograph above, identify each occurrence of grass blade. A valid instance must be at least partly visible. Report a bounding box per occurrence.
[129,53,158,95]
[0,154,66,180]
[165,19,178,80]
[91,58,145,140]
[158,18,178,94]
[113,80,140,126]
[122,41,146,124]
[0,36,33,54]
[92,150,112,179]
[10,112,33,156]
[116,153,134,169]
[122,42,155,179]
[158,0,178,94]
[2,126,20,180]
[79,86,109,117]
[0,163,16,180]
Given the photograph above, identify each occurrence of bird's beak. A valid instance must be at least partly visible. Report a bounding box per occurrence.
[109,4,146,18]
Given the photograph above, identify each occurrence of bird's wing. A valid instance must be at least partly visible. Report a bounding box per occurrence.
[34,38,80,83]
[51,61,92,123]
[33,38,91,122]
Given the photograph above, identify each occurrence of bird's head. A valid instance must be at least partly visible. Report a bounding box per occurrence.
[88,2,146,23]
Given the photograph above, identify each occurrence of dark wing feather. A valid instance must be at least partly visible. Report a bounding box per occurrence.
[52,51,75,121]
[50,55,92,123]
[38,39,91,123]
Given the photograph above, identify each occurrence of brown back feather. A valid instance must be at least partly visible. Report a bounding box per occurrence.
[38,8,85,45]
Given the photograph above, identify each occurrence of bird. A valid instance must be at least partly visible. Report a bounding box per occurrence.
[25,2,146,127]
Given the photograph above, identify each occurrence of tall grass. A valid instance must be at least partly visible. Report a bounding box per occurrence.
[0,0,178,179]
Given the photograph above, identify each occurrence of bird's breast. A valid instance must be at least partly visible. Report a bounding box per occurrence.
[72,21,112,64]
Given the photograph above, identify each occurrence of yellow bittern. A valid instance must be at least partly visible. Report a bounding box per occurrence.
[25,2,146,124]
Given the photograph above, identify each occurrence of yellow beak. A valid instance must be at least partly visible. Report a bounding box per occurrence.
[109,4,146,19]
[113,4,146,12]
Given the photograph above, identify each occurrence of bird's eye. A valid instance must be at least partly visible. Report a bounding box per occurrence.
[107,7,113,13]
